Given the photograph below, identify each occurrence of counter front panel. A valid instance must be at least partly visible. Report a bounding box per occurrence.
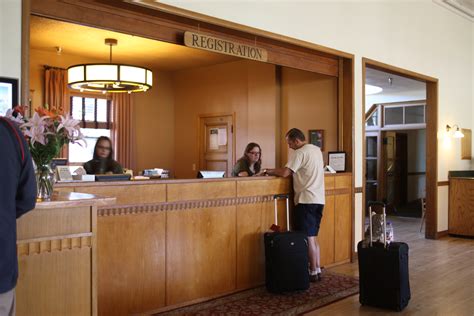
[55,174,352,315]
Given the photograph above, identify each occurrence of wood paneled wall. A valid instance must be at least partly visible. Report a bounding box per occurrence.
[16,205,98,316]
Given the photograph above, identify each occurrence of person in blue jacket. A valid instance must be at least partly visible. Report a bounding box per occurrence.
[0,117,36,315]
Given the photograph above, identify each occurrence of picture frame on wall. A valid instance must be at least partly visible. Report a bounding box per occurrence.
[308,129,324,151]
[0,77,19,116]
[328,151,346,172]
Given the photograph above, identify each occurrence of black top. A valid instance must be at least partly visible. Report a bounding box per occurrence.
[83,158,123,175]
[0,118,36,293]
[232,159,255,177]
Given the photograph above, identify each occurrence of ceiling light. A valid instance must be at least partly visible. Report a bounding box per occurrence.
[365,84,383,95]
[446,124,464,138]
[67,38,152,93]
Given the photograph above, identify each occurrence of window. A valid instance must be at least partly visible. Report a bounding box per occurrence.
[68,95,112,163]
[383,104,425,127]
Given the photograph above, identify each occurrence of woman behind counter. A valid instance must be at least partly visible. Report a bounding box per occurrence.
[83,136,123,175]
[232,142,264,177]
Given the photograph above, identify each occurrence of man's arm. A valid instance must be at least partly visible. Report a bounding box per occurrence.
[16,156,36,218]
[265,167,293,178]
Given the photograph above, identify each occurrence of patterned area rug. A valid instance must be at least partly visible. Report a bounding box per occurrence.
[155,272,359,315]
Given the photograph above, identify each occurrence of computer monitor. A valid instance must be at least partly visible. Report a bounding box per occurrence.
[197,171,226,179]
[95,174,132,182]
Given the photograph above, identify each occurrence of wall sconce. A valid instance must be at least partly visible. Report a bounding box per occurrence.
[446,124,465,138]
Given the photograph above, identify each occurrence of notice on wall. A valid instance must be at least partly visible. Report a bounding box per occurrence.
[209,128,219,150]
[218,128,227,146]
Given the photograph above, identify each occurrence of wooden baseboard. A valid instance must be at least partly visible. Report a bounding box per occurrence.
[435,230,449,239]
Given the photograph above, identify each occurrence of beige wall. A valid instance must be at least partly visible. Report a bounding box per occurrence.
[280,68,338,166]
[173,60,277,179]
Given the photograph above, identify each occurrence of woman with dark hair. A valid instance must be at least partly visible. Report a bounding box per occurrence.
[232,142,264,177]
[83,136,123,174]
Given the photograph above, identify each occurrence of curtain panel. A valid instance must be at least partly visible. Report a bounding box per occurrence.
[113,94,135,171]
[44,67,69,158]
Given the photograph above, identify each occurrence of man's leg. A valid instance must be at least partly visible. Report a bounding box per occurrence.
[307,236,320,272]
[0,288,15,316]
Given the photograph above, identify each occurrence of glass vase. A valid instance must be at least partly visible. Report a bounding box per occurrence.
[35,163,55,201]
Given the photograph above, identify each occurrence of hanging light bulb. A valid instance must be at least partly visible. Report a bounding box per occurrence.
[67,38,153,93]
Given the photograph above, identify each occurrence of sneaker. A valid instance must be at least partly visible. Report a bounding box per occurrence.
[310,273,322,282]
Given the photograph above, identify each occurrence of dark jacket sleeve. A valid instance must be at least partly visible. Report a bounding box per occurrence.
[83,160,93,174]
[15,125,37,218]
[111,160,124,174]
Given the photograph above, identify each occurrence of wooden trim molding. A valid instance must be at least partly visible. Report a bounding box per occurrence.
[30,0,348,77]
[354,187,363,194]
[362,58,438,241]
[17,234,92,256]
[435,230,449,239]
[438,181,449,186]
[98,195,275,216]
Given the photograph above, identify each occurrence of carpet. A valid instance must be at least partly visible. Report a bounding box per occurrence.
[155,272,359,316]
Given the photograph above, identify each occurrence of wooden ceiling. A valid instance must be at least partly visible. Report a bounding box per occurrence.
[30,15,239,72]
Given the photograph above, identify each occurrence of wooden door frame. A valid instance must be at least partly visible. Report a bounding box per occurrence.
[23,0,355,253]
[362,58,438,239]
[198,112,236,174]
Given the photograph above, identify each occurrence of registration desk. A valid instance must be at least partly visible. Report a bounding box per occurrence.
[55,173,352,315]
[16,192,115,316]
[448,171,474,237]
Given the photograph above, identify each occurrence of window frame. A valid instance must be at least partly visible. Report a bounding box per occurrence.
[68,93,114,165]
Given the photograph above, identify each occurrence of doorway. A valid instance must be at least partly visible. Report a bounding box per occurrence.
[362,58,438,240]
[199,114,235,177]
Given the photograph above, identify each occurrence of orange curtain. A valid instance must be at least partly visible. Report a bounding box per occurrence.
[44,67,69,158]
[44,68,69,114]
[113,94,135,171]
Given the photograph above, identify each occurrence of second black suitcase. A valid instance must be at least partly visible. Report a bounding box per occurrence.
[358,202,411,311]
[264,194,310,293]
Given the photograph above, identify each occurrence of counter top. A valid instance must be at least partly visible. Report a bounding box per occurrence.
[35,191,116,209]
[55,172,351,188]
[448,170,474,179]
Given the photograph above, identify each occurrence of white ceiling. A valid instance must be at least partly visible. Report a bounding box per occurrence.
[365,68,426,95]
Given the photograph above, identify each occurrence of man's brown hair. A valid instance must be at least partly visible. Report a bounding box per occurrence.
[285,128,306,141]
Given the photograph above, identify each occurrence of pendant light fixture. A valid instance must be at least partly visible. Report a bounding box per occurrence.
[67,38,152,94]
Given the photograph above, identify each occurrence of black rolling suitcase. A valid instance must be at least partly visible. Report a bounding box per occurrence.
[264,194,310,293]
[358,201,411,311]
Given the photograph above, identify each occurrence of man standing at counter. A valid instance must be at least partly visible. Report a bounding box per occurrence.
[0,117,36,315]
[265,128,325,282]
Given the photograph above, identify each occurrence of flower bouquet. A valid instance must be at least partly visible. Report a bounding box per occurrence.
[4,105,84,200]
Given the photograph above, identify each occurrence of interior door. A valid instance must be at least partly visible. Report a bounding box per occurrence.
[365,132,379,210]
[199,114,234,177]
[384,132,407,212]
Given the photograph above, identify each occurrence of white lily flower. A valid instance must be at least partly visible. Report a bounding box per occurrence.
[24,125,47,145]
[57,114,82,139]
[21,112,49,130]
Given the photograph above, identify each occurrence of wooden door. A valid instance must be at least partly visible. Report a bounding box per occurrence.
[199,114,234,177]
[383,132,407,212]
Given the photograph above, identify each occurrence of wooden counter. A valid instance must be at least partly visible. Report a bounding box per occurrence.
[55,174,352,315]
[16,192,115,316]
[449,172,474,237]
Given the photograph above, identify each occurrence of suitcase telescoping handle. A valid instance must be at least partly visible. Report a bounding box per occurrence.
[368,201,387,248]
[273,194,290,230]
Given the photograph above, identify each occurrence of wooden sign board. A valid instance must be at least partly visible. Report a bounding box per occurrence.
[461,128,471,160]
[184,31,268,62]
